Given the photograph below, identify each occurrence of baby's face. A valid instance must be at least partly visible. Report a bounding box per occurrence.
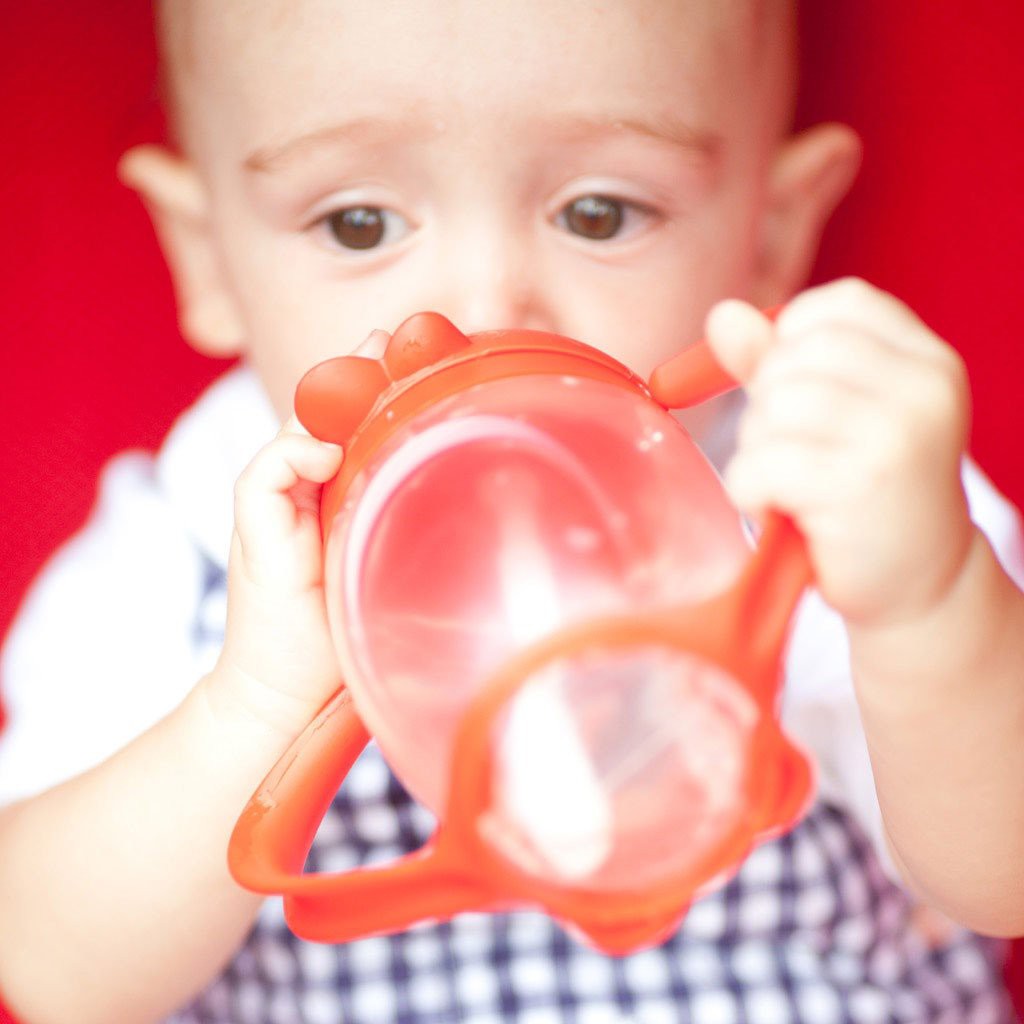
[165,0,795,421]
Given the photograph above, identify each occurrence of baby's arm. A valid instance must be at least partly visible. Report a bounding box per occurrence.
[707,279,1024,936]
[0,419,345,1024]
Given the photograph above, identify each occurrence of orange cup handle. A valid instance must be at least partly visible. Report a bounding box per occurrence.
[741,512,813,669]
[647,306,783,410]
[228,687,496,942]
[647,310,811,678]
[229,687,372,889]
[648,338,738,409]
[280,844,494,943]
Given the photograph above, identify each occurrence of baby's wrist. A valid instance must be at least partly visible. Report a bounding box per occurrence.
[847,526,1006,706]
[197,660,332,746]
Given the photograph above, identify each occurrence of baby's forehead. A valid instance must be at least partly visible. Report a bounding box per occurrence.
[160,0,793,152]
[163,0,786,59]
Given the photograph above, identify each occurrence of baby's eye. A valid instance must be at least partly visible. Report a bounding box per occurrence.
[560,195,625,240]
[555,193,657,243]
[319,205,411,251]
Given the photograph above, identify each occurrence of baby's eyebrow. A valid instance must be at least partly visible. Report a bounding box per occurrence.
[243,111,721,176]
[243,116,439,174]
[551,113,723,158]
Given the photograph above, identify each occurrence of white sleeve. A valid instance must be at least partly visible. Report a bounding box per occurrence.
[780,457,1024,879]
[0,452,208,805]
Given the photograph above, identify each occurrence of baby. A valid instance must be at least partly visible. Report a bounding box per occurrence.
[1,2,1023,1023]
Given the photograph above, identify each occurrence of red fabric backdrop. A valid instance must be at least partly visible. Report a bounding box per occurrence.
[0,3,1021,1021]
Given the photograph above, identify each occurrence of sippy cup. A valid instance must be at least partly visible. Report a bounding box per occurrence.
[228,312,814,954]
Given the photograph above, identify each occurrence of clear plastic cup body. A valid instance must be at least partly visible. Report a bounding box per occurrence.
[323,373,753,882]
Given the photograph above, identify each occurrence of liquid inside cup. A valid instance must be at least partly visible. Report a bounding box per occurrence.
[323,374,752,819]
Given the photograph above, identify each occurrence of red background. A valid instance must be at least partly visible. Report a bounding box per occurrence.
[0,3,1021,1020]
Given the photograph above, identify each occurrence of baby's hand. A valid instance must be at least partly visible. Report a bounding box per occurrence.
[210,331,389,737]
[707,279,975,631]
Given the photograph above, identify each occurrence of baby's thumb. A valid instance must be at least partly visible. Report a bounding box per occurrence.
[648,299,775,408]
[704,300,775,385]
[354,328,391,360]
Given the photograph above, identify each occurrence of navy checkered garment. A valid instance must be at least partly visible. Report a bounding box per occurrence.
[169,570,1011,1024]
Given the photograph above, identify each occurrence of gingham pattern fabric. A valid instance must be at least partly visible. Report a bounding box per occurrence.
[167,568,1012,1024]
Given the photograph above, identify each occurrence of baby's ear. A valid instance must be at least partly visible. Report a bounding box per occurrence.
[118,145,245,358]
[752,123,862,308]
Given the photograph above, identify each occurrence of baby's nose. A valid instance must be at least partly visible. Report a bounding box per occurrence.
[439,247,556,336]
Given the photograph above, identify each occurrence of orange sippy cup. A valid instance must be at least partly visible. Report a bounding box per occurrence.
[228,311,814,954]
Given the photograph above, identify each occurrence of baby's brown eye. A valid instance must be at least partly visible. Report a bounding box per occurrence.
[563,195,623,240]
[326,206,386,249]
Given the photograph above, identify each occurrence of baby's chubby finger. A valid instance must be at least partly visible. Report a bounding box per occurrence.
[233,419,343,541]
[775,277,939,358]
[704,300,776,385]
[262,419,342,484]
[272,415,345,479]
